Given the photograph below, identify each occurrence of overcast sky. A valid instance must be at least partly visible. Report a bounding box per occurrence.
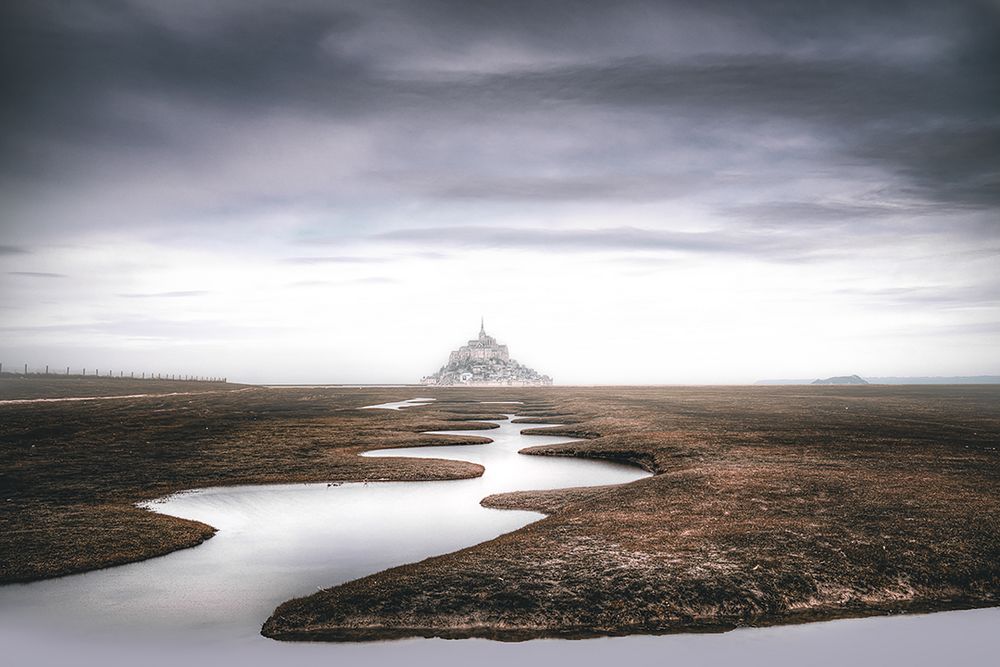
[1,0,998,384]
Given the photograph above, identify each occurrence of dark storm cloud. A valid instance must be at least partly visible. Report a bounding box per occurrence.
[1,0,998,228]
[395,173,707,202]
[427,50,998,208]
[856,124,1000,208]
[0,2,366,143]
[453,56,949,122]
[1,1,997,380]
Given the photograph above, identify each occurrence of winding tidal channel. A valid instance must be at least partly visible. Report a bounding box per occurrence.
[1,397,997,667]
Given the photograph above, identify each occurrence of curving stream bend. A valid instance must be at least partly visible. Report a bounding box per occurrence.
[0,399,647,647]
[1,397,997,667]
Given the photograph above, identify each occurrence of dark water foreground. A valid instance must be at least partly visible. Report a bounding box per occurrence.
[2,595,997,667]
[1,398,997,666]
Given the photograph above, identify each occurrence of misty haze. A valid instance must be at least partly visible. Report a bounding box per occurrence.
[1,2,998,667]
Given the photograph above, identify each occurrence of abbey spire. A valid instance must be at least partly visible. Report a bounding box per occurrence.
[421,320,552,386]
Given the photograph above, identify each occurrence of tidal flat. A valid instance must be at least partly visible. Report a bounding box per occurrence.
[0,382,506,582]
[2,380,998,643]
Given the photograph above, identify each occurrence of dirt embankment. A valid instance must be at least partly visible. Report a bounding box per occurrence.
[262,385,1000,642]
[0,383,541,583]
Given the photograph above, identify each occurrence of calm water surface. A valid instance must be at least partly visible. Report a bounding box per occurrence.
[1,397,996,666]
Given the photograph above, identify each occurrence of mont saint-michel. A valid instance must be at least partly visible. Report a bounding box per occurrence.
[421,320,553,386]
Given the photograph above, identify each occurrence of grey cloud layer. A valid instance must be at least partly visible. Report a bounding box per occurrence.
[281,256,387,265]
[1,0,997,243]
[377,225,822,261]
[117,290,210,298]
[7,271,67,278]
[1,1,997,380]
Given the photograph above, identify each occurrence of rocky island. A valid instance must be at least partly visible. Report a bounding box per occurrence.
[812,374,869,385]
[421,320,552,386]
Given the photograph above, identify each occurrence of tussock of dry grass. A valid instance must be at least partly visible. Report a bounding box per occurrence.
[262,385,1000,641]
[0,383,538,583]
[5,382,998,640]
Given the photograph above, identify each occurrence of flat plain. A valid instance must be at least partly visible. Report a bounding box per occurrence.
[2,379,998,641]
[0,379,507,582]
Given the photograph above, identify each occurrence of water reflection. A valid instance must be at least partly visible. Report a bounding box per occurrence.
[1,399,995,667]
[0,404,646,643]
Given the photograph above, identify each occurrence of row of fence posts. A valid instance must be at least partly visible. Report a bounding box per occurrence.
[0,362,225,383]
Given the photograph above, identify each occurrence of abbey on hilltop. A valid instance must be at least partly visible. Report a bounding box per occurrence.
[421,319,553,386]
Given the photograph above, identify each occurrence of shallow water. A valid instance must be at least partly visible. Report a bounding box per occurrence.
[0,399,645,642]
[361,397,437,410]
[1,397,996,666]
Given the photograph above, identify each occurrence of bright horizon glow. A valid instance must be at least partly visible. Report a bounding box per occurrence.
[2,2,998,384]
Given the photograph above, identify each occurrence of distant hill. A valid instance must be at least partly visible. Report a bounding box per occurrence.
[812,375,869,385]
[757,375,1000,385]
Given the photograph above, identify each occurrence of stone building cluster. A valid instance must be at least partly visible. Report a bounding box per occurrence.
[421,320,553,386]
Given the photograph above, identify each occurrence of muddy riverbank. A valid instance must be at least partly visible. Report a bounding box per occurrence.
[263,385,1000,641]
[0,384,531,582]
[3,382,998,644]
